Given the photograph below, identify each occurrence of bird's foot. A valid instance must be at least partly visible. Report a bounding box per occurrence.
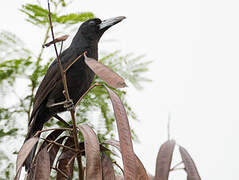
[48,99,74,110]
[63,99,74,110]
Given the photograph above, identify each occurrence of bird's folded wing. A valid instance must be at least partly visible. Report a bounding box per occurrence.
[29,48,85,125]
[29,64,60,125]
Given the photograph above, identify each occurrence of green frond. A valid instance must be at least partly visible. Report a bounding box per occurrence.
[99,51,152,89]
[20,4,51,26]
[20,4,94,26]
[56,12,95,24]
[0,58,32,84]
[0,31,32,59]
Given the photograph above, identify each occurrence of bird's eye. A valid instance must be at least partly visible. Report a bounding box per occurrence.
[89,21,96,26]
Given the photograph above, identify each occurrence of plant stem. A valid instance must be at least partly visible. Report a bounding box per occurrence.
[47,1,83,179]
[34,127,73,136]
[170,161,183,171]
[42,138,78,152]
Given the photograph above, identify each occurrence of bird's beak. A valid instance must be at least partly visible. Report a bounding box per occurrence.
[99,16,126,30]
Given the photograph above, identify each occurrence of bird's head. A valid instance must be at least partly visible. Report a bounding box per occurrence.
[79,16,126,42]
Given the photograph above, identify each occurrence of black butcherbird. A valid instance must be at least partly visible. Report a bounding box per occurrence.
[23,16,125,171]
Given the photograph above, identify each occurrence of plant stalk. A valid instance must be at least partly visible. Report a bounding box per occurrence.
[47,1,83,179]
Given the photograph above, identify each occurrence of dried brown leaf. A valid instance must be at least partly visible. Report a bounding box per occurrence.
[148,174,155,180]
[79,142,119,158]
[105,86,136,179]
[25,166,35,180]
[35,147,50,180]
[101,152,116,180]
[179,146,201,180]
[104,140,148,180]
[78,124,102,180]
[101,141,120,158]
[135,155,149,180]
[56,137,75,180]
[103,139,120,151]
[25,134,67,180]
[85,55,127,88]
[154,140,176,180]
[14,167,21,180]
[16,137,39,174]
[115,176,124,180]
[43,35,69,48]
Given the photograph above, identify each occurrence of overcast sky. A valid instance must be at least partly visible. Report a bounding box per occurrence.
[1,0,239,179]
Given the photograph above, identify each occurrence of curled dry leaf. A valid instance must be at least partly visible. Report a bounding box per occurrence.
[78,124,102,180]
[26,135,67,180]
[103,139,120,151]
[104,86,136,179]
[79,141,119,158]
[25,169,35,180]
[16,137,39,174]
[101,152,116,180]
[35,147,50,180]
[115,176,124,180]
[43,35,69,48]
[100,144,120,158]
[84,55,127,88]
[49,136,68,167]
[104,140,148,180]
[14,167,21,180]
[56,137,75,180]
[154,140,176,180]
[135,155,149,180]
[148,174,155,180]
[179,146,201,180]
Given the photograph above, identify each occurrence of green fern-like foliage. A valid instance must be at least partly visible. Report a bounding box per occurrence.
[20,4,94,26]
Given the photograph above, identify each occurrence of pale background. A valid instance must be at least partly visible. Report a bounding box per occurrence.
[1,0,239,179]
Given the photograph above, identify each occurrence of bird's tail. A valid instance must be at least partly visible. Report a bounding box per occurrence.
[23,109,51,172]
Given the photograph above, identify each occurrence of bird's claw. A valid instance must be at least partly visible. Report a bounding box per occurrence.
[47,99,74,110]
[64,99,74,110]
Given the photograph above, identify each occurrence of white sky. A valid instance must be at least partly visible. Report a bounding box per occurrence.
[1,0,239,179]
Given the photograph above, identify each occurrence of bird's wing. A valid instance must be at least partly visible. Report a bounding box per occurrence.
[29,48,84,125]
[29,61,60,125]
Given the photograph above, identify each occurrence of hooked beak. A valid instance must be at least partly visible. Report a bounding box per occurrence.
[99,16,126,30]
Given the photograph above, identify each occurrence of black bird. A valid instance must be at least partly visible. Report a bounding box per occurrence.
[23,16,125,171]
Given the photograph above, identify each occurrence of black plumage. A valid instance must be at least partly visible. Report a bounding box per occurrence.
[23,16,125,171]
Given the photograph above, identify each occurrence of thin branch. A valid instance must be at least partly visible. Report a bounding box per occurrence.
[51,167,69,179]
[170,161,184,171]
[112,160,124,175]
[64,52,85,73]
[47,1,83,179]
[74,83,101,109]
[41,138,78,152]
[42,35,69,48]
[66,153,78,169]
[33,127,73,137]
[47,1,68,98]
[170,167,185,172]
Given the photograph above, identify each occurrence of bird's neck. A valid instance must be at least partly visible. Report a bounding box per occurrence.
[70,34,98,60]
[70,31,98,48]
